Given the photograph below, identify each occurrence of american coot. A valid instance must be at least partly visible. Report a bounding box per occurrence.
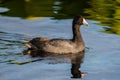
[24,16,88,54]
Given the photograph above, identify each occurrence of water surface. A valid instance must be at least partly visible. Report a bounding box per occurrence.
[0,0,120,80]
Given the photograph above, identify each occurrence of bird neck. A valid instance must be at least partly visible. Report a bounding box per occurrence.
[72,24,84,44]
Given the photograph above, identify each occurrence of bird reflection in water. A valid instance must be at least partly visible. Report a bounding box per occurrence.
[23,49,86,78]
[71,50,85,78]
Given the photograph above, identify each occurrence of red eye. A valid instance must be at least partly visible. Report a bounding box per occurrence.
[76,17,83,24]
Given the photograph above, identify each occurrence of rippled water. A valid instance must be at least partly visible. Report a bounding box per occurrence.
[0,16,120,80]
[0,0,120,80]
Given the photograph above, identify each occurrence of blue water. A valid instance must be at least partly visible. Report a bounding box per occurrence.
[0,16,120,80]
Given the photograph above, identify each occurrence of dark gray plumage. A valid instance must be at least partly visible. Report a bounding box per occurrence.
[24,16,88,54]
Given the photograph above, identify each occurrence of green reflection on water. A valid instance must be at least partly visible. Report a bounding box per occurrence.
[8,59,42,65]
[0,0,27,17]
[0,0,120,35]
[85,0,120,35]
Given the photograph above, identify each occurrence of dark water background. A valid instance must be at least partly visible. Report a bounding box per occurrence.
[0,0,120,80]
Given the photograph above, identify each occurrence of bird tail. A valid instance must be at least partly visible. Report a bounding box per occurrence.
[23,42,32,48]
